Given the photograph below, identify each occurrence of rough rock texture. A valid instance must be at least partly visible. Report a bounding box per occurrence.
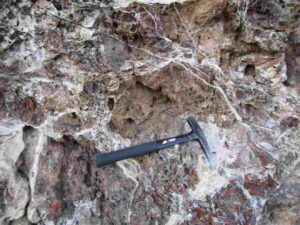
[0,0,299,224]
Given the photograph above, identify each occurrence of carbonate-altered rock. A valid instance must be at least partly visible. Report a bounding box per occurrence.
[0,0,299,224]
[0,120,24,170]
[0,171,29,223]
[258,163,300,225]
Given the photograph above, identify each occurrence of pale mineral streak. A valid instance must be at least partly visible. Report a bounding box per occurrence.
[0,0,299,224]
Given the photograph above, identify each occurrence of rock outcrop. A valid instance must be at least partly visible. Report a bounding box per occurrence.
[0,0,299,224]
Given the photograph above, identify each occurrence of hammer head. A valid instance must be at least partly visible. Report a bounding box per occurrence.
[187,117,214,169]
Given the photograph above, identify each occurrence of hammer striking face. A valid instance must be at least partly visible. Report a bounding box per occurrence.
[95,116,214,169]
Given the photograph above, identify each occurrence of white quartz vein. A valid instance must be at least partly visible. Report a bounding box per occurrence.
[30,132,45,200]
[117,159,141,223]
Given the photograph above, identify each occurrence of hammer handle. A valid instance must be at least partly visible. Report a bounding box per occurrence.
[95,133,193,167]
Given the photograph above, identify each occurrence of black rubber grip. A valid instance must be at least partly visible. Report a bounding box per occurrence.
[95,141,159,167]
[95,133,193,167]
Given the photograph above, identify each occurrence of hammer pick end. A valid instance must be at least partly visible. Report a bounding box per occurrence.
[187,117,214,170]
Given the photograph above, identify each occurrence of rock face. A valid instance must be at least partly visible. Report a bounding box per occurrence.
[0,0,299,224]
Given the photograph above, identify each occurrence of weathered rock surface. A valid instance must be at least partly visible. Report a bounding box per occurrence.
[0,0,299,224]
